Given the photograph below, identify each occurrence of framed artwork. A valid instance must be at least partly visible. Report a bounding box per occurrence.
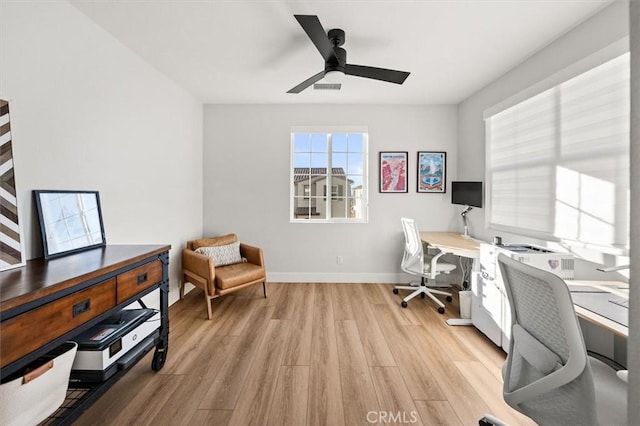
[379,151,408,193]
[0,99,26,271]
[417,151,446,193]
[34,190,107,259]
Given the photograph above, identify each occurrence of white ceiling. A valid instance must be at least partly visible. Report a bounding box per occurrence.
[70,0,612,105]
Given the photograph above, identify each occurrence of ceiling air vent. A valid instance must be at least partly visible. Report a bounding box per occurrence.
[313,83,341,90]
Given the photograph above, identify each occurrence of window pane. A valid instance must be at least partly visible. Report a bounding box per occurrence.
[293,175,310,197]
[311,133,327,152]
[332,133,348,152]
[331,198,347,218]
[332,152,347,173]
[310,196,326,219]
[347,152,363,175]
[348,133,364,152]
[348,175,362,193]
[294,133,311,152]
[294,153,311,168]
[311,153,327,168]
[293,197,310,219]
[350,193,364,219]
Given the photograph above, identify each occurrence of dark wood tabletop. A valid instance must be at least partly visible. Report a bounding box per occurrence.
[0,244,171,313]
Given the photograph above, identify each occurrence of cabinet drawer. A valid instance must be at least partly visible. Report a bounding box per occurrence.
[116,260,162,304]
[0,278,116,368]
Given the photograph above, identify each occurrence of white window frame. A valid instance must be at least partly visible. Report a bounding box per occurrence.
[290,126,369,223]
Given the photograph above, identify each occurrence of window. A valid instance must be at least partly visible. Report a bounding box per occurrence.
[291,129,368,222]
[485,52,629,253]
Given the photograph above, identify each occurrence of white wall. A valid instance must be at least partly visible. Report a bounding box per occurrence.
[0,1,204,305]
[456,0,629,279]
[203,104,458,283]
[628,0,639,418]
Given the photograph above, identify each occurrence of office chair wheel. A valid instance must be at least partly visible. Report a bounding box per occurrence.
[393,288,399,295]
[421,293,426,299]
[401,301,408,308]
[438,307,445,314]
[446,296,453,302]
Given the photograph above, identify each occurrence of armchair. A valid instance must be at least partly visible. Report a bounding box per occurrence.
[181,233,266,320]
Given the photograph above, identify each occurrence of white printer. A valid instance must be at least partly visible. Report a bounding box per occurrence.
[473,243,574,350]
[481,243,575,280]
[71,309,160,382]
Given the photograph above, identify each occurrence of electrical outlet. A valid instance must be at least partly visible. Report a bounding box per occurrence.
[336,256,343,265]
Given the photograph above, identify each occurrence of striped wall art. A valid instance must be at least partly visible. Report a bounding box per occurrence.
[0,99,25,271]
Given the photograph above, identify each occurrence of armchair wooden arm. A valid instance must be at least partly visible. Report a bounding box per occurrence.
[240,243,264,267]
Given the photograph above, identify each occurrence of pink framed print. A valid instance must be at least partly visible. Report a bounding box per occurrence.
[379,151,408,193]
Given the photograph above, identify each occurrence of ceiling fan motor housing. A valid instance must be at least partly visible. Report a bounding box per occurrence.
[328,28,345,47]
[326,46,347,74]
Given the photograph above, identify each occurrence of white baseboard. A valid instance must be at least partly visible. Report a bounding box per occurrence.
[265,272,406,283]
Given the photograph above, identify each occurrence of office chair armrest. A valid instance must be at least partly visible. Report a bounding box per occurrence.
[504,349,588,407]
[427,249,446,279]
[617,370,628,383]
[512,325,562,374]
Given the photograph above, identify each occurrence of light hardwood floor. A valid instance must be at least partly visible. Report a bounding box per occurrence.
[76,283,534,426]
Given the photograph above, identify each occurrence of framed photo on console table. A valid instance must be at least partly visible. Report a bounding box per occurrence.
[379,151,408,193]
[34,190,107,259]
[417,151,446,193]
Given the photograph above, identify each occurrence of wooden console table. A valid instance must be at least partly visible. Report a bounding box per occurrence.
[0,244,170,424]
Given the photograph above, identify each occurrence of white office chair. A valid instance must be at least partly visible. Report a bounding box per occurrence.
[393,217,455,313]
[497,254,627,425]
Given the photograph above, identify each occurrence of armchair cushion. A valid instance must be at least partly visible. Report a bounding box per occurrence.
[191,233,237,250]
[215,262,265,290]
[195,242,243,267]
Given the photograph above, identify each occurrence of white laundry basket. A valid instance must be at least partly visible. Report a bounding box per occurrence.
[0,342,78,426]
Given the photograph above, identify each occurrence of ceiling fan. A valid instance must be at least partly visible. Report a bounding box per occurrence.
[287,15,410,93]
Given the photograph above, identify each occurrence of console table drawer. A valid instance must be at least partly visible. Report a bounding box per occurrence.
[116,260,162,304]
[0,278,116,368]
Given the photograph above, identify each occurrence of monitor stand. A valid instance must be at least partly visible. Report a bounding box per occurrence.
[460,206,473,239]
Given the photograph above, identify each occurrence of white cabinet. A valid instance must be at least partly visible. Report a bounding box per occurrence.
[471,270,502,347]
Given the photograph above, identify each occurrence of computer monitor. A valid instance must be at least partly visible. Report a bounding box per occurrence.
[451,181,483,208]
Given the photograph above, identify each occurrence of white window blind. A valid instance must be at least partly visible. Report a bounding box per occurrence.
[486,53,630,252]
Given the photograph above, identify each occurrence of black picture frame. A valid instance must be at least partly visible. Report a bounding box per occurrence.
[33,190,106,259]
[417,151,446,193]
[379,151,408,193]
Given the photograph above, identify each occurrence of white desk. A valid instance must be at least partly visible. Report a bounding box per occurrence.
[420,232,481,259]
[418,235,630,345]
[570,280,628,339]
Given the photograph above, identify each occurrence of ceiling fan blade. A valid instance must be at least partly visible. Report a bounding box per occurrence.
[345,64,410,84]
[287,70,325,94]
[294,15,337,63]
